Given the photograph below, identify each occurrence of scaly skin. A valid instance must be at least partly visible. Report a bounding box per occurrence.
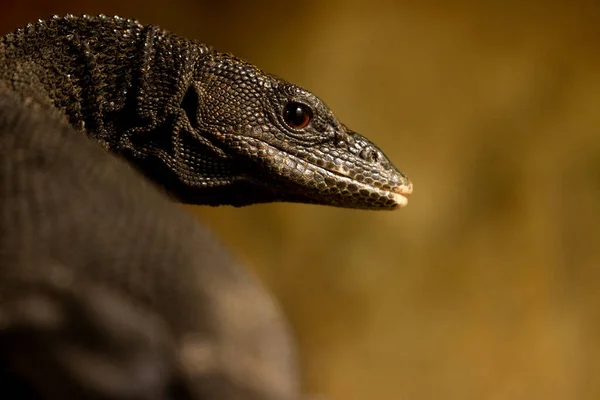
[0,14,412,209]
[0,93,302,400]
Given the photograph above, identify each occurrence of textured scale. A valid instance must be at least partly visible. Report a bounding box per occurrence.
[0,14,412,209]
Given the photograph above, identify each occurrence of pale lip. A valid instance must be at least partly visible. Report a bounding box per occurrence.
[392,182,413,207]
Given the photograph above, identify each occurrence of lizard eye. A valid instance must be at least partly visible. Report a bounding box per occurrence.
[283,102,312,129]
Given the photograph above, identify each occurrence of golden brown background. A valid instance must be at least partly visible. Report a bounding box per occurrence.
[2,1,599,399]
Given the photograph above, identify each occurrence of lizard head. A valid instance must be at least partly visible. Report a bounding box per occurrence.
[160,53,412,210]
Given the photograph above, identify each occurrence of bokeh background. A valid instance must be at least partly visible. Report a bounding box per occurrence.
[2,1,599,399]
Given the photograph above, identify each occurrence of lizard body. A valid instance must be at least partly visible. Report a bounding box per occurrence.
[0,14,412,209]
[0,93,300,399]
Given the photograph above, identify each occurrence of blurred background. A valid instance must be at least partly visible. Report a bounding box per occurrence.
[2,1,599,399]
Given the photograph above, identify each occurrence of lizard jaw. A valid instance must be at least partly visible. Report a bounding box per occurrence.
[235,139,413,210]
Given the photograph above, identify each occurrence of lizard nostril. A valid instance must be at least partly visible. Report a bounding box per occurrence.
[360,148,379,163]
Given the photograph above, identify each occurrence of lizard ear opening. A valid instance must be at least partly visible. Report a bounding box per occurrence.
[181,85,200,129]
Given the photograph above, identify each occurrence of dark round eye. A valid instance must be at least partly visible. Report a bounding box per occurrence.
[283,102,312,129]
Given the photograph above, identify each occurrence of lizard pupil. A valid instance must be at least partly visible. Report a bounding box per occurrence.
[283,102,312,129]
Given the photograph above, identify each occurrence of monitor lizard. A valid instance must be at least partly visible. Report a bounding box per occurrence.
[0,14,413,399]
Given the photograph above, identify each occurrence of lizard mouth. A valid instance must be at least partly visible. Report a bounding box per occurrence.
[389,183,413,207]
[247,140,413,209]
[323,160,413,208]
